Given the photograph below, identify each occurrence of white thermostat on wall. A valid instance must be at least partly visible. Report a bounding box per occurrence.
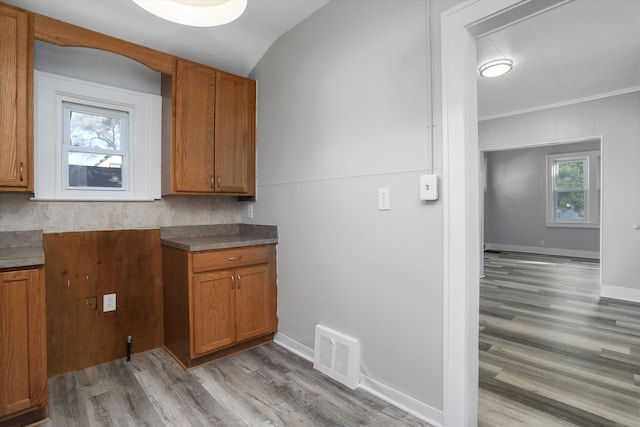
[420,174,438,201]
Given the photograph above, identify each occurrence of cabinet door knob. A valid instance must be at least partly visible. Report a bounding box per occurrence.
[19,162,24,182]
[237,275,241,289]
[231,275,235,289]
[217,175,221,189]
[210,175,214,190]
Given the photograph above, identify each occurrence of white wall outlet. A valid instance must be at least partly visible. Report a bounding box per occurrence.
[103,293,116,312]
[247,204,254,219]
[378,187,390,210]
[420,174,438,201]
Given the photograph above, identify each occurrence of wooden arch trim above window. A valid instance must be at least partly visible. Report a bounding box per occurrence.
[33,13,174,75]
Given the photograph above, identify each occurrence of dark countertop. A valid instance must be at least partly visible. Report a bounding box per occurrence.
[160,224,278,252]
[0,230,45,269]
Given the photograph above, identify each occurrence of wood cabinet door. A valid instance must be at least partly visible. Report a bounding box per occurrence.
[0,269,46,417]
[0,5,31,191]
[173,59,216,192]
[234,264,271,342]
[191,270,235,356]
[214,71,255,195]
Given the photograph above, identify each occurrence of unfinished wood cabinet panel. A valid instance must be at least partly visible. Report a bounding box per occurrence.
[165,59,256,196]
[163,245,277,368]
[43,230,163,377]
[0,267,47,422]
[0,3,32,192]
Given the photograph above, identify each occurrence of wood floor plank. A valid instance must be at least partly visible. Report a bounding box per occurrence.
[479,251,640,426]
[42,344,430,426]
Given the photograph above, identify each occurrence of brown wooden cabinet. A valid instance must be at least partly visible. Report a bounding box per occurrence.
[0,267,47,424]
[0,4,33,192]
[164,59,256,196]
[163,245,276,368]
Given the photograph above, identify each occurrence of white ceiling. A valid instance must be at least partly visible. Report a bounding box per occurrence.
[4,0,330,77]
[477,0,640,120]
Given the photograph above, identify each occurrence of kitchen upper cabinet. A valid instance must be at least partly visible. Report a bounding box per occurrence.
[215,71,256,194]
[0,4,32,192]
[0,267,47,423]
[165,59,256,196]
[173,59,216,192]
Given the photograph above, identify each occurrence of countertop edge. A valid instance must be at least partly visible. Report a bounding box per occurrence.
[161,237,278,252]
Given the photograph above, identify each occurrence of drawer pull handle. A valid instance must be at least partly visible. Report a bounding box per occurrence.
[227,256,242,261]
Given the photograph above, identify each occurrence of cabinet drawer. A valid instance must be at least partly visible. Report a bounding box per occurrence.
[192,245,272,273]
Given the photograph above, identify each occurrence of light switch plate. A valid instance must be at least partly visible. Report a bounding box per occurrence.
[420,174,438,200]
[378,188,390,210]
[103,293,116,312]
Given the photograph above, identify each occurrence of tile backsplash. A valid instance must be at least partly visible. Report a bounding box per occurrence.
[0,193,240,233]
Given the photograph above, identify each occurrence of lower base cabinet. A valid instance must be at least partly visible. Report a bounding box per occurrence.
[162,244,277,368]
[0,267,48,426]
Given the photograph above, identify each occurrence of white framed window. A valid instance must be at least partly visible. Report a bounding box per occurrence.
[546,150,600,228]
[35,71,161,201]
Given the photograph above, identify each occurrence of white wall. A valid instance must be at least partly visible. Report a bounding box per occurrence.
[480,91,640,301]
[484,140,600,258]
[245,0,459,423]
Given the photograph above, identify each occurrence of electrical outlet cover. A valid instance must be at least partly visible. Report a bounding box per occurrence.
[103,293,116,312]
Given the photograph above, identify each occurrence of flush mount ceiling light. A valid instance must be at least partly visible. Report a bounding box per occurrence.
[132,0,248,27]
[479,59,513,78]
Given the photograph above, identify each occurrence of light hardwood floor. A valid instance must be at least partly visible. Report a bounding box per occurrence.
[42,343,430,426]
[479,251,640,426]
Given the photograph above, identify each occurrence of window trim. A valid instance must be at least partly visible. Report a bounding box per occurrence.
[546,150,600,228]
[34,70,161,201]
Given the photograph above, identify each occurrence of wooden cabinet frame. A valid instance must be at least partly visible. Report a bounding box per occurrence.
[162,245,277,369]
[0,266,47,425]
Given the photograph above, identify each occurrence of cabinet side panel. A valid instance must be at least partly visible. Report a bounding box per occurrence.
[162,245,191,366]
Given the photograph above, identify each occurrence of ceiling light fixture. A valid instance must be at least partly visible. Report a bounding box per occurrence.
[132,0,248,27]
[479,59,513,78]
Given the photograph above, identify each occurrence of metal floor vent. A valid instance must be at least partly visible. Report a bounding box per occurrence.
[313,325,360,389]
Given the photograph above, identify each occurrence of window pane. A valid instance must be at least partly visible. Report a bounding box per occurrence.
[68,152,123,188]
[556,190,585,219]
[69,110,122,150]
[556,160,584,190]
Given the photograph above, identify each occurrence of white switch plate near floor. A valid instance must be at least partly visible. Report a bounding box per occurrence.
[103,293,116,312]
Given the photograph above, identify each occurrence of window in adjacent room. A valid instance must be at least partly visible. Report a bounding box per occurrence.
[546,150,600,227]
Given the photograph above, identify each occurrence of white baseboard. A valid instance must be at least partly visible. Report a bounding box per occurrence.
[274,331,314,362]
[600,285,640,303]
[485,243,599,259]
[274,332,443,427]
[359,375,443,427]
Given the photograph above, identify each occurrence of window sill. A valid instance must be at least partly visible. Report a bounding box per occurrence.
[546,221,599,229]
